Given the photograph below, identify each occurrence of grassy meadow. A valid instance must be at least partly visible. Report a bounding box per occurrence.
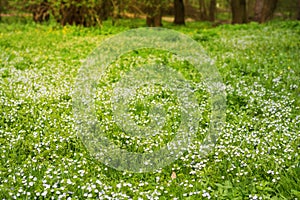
[0,18,300,199]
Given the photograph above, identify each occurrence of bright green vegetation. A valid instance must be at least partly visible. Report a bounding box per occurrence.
[0,19,299,199]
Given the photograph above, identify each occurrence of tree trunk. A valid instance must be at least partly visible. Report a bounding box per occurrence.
[0,0,2,22]
[209,0,216,22]
[247,0,256,20]
[174,0,185,25]
[298,0,300,20]
[254,0,263,21]
[254,0,278,23]
[146,9,162,27]
[231,0,247,24]
[199,0,208,20]
[261,0,278,22]
[100,0,112,21]
[145,0,162,27]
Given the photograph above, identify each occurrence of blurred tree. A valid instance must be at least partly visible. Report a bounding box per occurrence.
[111,0,120,25]
[146,9,162,26]
[183,0,201,20]
[30,0,50,23]
[0,0,3,21]
[199,0,208,20]
[297,0,300,20]
[111,0,129,25]
[198,0,217,22]
[49,0,106,27]
[254,0,278,22]
[231,0,247,23]
[247,0,256,20]
[101,0,113,20]
[4,0,28,16]
[174,0,185,24]
[143,0,170,26]
[3,0,297,25]
[209,0,216,21]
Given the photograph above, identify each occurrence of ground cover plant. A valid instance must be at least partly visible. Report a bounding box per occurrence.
[0,18,299,199]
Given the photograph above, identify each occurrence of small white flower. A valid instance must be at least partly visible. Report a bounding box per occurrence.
[41,191,47,197]
[116,183,122,189]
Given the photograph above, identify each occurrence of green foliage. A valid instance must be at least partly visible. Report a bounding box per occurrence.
[0,19,299,199]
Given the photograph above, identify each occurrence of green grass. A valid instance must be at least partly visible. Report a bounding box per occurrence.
[0,18,299,199]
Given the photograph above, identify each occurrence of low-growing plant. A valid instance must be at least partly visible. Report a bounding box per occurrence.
[0,19,299,199]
